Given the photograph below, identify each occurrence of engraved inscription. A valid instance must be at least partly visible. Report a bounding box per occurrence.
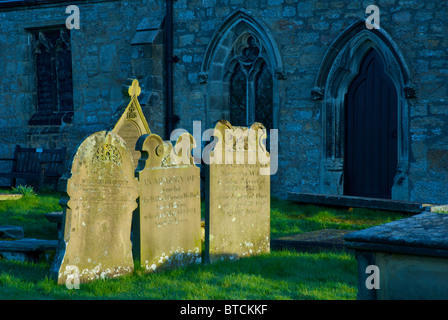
[213,164,269,216]
[141,172,199,228]
[208,161,270,262]
[137,165,202,272]
[69,178,135,205]
[207,121,271,263]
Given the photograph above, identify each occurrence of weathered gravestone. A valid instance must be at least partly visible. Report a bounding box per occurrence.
[133,132,202,271]
[51,131,139,285]
[205,120,270,263]
[112,79,151,169]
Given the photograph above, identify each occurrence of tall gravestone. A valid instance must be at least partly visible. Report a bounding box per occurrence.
[112,79,151,169]
[205,120,271,263]
[51,131,139,285]
[133,132,202,272]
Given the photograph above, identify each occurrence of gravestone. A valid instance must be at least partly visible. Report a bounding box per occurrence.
[133,132,202,271]
[205,120,270,263]
[112,79,151,169]
[51,131,139,285]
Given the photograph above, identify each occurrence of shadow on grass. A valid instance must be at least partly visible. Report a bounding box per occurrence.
[0,195,363,299]
[0,250,357,300]
[128,250,358,300]
[0,259,49,282]
[270,197,407,239]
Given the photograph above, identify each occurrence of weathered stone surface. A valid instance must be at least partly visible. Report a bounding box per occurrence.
[112,79,151,169]
[52,131,139,285]
[0,194,22,201]
[205,120,270,263]
[0,225,24,240]
[44,211,63,224]
[345,212,448,300]
[134,132,202,272]
[45,211,64,240]
[344,212,448,256]
[374,252,448,300]
[0,238,57,252]
[287,192,442,213]
[271,229,354,252]
[1,0,448,206]
[0,238,58,262]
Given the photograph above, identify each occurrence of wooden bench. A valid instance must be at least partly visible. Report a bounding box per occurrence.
[0,145,66,189]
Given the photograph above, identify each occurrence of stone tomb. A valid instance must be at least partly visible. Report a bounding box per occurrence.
[345,212,448,300]
[205,120,270,263]
[133,132,202,272]
[51,131,139,285]
[112,79,151,169]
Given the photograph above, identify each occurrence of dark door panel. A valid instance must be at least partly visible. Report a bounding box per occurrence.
[344,49,398,199]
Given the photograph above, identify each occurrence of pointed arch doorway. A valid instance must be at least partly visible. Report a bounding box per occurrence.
[344,49,398,199]
[315,20,414,201]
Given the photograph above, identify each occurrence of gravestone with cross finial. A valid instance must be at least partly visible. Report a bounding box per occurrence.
[112,78,151,169]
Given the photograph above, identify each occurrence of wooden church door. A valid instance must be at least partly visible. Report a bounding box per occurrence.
[344,49,398,199]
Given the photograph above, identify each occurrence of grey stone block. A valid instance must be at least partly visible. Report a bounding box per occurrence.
[0,225,24,241]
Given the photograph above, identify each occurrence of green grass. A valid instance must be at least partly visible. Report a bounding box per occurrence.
[0,187,62,240]
[0,188,408,300]
[271,198,407,238]
[0,251,356,300]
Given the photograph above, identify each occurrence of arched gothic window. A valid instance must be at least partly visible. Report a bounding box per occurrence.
[229,63,247,126]
[200,9,284,137]
[254,61,273,130]
[228,35,274,132]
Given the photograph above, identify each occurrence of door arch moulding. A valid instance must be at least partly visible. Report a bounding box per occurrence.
[315,19,414,200]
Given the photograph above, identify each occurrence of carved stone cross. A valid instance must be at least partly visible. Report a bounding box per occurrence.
[128,79,142,98]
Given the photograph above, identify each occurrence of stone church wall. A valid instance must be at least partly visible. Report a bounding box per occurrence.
[0,0,447,203]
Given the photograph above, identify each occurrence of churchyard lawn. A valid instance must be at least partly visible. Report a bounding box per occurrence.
[0,188,406,300]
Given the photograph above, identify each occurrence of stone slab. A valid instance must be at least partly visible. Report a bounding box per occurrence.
[0,238,57,262]
[0,193,22,201]
[0,225,24,240]
[288,192,440,214]
[344,212,448,258]
[271,229,355,252]
[44,211,63,224]
[0,238,58,252]
[347,212,448,300]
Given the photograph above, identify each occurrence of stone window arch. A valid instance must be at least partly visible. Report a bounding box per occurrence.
[199,9,284,130]
[314,20,415,200]
[225,34,274,130]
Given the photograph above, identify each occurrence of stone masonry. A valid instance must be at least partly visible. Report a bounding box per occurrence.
[0,0,447,204]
